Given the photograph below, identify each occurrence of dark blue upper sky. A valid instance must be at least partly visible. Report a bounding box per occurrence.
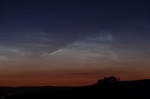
[1,0,150,47]
[1,0,150,29]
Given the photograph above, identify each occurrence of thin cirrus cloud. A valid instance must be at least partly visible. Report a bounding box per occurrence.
[42,32,118,63]
[0,46,30,61]
[41,31,149,64]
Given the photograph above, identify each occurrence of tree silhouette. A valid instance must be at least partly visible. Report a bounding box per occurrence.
[97,76,120,84]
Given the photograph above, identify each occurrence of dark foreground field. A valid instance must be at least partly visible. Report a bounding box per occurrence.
[0,79,150,99]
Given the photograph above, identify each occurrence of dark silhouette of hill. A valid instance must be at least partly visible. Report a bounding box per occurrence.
[0,79,150,99]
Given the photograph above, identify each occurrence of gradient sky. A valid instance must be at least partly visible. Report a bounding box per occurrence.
[0,0,150,86]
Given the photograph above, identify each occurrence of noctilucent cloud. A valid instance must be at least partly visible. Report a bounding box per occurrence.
[0,0,150,86]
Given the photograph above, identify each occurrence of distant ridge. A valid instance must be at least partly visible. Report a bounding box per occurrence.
[0,79,150,99]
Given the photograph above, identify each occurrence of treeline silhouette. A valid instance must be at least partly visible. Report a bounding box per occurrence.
[0,76,150,99]
[96,76,120,84]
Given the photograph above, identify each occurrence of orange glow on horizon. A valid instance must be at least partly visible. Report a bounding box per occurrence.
[0,71,149,87]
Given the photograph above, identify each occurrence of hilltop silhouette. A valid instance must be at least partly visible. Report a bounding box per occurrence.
[0,76,150,99]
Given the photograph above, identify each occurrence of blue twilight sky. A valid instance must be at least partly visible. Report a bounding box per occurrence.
[0,0,150,86]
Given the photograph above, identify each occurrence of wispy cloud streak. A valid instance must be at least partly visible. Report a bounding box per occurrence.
[42,32,118,62]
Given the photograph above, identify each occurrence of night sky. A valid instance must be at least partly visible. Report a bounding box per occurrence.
[0,0,150,86]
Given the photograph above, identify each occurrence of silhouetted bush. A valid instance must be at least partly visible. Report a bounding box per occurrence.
[97,76,120,84]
